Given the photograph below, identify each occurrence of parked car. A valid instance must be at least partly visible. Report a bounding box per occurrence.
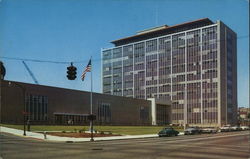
[201,127,218,134]
[220,125,233,132]
[158,127,179,137]
[184,127,201,135]
[231,126,242,131]
[240,126,250,130]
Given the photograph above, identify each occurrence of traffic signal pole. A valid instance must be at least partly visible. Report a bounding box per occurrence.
[66,59,94,141]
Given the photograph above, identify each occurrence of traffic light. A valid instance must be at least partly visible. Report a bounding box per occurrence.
[67,63,77,80]
[0,61,6,80]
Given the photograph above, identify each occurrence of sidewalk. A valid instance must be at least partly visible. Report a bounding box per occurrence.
[0,126,159,142]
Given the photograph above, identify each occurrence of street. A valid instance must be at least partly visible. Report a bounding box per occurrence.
[0,131,249,159]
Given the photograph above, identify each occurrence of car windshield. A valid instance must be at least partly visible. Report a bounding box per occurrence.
[164,128,173,131]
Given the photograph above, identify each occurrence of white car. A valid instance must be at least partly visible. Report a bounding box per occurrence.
[240,126,249,130]
[220,126,233,132]
[231,126,242,131]
[201,127,218,133]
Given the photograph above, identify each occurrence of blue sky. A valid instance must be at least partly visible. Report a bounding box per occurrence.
[0,0,249,107]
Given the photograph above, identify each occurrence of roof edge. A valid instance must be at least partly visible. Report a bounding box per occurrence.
[111,18,214,45]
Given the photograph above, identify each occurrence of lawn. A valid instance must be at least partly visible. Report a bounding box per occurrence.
[0,124,183,135]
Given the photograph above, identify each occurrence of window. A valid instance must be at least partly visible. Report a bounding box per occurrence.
[98,103,111,124]
[157,104,169,125]
[103,50,112,60]
[146,39,157,53]
[25,94,48,121]
[113,47,122,58]
[140,106,149,121]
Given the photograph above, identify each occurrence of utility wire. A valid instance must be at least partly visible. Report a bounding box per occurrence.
[0,34,249,64]
[0,56,101,64]
[0,56,69,64]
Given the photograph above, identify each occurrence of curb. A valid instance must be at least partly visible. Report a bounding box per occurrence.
[1,126,159,142]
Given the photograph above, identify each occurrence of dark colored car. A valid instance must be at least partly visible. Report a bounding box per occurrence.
[158,127,179,137]
[184,127,201,135]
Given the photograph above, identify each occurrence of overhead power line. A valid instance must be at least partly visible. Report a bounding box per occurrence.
[0,34,249,64]
[0,56,96,64]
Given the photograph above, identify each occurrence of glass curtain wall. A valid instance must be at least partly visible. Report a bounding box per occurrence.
[102,49,112,94]
[123,45,134,97]
[202,26,218,125]
[102,25,219,126]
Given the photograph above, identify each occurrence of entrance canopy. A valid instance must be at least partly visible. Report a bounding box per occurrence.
[148,98,172,125]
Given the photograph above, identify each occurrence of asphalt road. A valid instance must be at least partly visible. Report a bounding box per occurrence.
[0,131,249,159]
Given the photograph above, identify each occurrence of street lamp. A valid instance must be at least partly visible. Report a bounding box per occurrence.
[8,82,27,136]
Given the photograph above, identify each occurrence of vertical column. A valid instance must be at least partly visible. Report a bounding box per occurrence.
[170,36,173,101]
[211,27,215,124]
[184,32,188,128]
[217,22,221,127]
[225,28,228,125]
[200,29,203,125]
[101,49,103,93]
[133,44,135,98]
[170,37,173,123]
[0,65,2,123]
[170,35,174,123]
[157,38,159,99]
[122,47,124,96]
[111,49,113,95]
[144,41,147,99]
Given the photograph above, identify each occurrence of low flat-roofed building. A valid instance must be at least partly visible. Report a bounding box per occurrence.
[0,80,171,126]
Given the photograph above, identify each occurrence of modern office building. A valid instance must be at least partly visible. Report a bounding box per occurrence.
[0,80,171,125]
[102,18,237,127]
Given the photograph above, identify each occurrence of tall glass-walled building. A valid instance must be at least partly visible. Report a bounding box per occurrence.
[102,18,237,127]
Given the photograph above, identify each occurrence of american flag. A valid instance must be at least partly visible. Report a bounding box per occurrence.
[81,59,91,81]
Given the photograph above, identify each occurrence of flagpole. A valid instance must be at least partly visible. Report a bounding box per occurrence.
[90,56,93,115]
[90,56,94,141]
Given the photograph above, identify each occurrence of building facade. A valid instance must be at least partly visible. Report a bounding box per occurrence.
[238,107,250,126]
[0,80,152,125]
[102,18,237,127]
[0,80,171,125]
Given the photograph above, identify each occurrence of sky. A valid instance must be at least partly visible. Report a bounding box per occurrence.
[0,0,249,107]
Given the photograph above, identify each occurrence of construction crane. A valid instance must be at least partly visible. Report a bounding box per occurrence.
[22,61,39,84]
